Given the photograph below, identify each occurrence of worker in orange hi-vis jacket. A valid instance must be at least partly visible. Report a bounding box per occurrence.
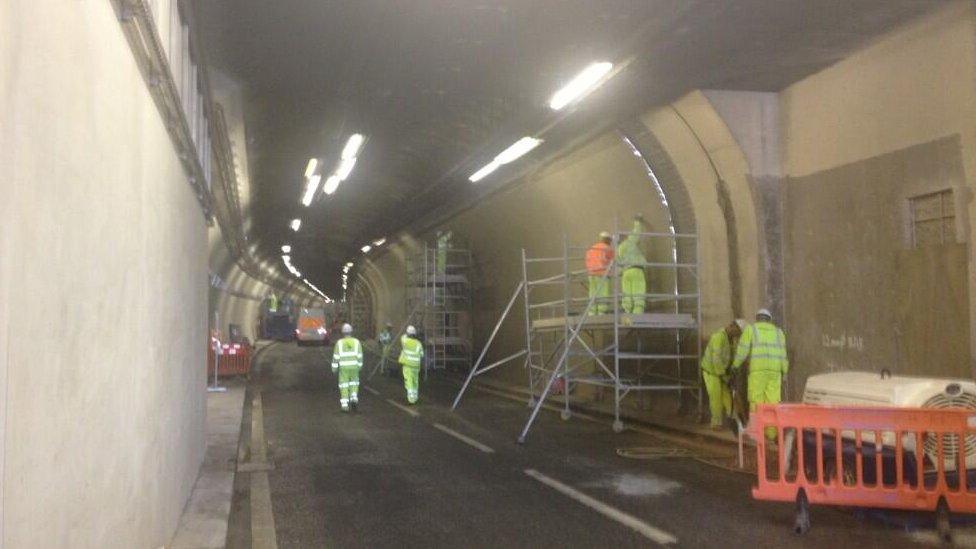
[585,231,614,315]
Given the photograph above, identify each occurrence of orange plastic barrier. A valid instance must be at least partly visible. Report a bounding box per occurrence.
[749,403,976,537]
[207,342,252,377]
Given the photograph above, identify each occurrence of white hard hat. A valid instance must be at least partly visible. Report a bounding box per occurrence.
[734,319,747,330]
[406,325,417,336]
[756,308,772,320]
[598,231,611,240]
[341,323,353,334]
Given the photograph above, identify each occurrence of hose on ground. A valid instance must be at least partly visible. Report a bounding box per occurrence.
[616,446,754,475]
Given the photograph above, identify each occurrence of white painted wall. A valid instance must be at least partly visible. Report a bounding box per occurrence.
[0,1,208,546]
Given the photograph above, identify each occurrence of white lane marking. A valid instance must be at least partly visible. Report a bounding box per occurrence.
[524,469,677,546]
[433,423,495,453]
[249,390,279,549]
[385,399,420,417]
[363,386,380,396]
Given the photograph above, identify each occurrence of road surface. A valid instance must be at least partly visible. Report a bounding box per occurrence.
[228,343,935,548]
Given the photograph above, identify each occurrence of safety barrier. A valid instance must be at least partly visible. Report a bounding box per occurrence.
[748,403,976,539]
[207,341,252,377]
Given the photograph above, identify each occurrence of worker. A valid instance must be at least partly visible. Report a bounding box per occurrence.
[378,322,394,376]
[585,231,614,314]
[701,319,745,430]
[268,292,278,313]
[731,308,788,439]
[398,325,425,404]
[617,214,649,314]
[331,323,363,412]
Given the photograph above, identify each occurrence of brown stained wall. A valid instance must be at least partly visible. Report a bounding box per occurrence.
[784,136,970,392]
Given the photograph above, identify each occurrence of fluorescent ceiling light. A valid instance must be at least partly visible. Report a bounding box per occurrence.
[290,219,302,231]
[336,157,358,181]
[281,245,291,253]
[345,262,354,268]
[468,160,499,183]
[548,61,614,111]
[301,174,322,206]
[496,137,543,164]
[323,175,341,195]
[282,254,291,262]
[372,237,386,247]
[468,136,542,183]
[304,158,318,178]
[361,244,371,253]
[341,134,365,160]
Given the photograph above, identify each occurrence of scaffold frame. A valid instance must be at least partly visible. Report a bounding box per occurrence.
[407,244,473,373]
[454,222,702,443]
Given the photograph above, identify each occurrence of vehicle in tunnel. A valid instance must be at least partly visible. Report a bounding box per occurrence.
[296,307,329,346]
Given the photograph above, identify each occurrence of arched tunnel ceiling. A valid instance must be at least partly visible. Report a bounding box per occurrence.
[195,0,942,297]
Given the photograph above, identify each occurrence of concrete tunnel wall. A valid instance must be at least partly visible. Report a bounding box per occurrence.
[357,119,762,394]
[357,2,976,405]
[0,1,316,545]
[0,1,208,546]
[779,2,976,384]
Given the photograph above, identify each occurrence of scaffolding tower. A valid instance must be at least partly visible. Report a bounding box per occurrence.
[348,280,374,339]
[454,225,702,443]
[407,244,473,372]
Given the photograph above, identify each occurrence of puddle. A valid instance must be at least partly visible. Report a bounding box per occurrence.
[585,473,682,497]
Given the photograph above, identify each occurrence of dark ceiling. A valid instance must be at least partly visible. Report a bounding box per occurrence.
[195,0,943,296]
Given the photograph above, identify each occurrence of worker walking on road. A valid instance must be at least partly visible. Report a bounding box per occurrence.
[617,214,649,314]
[585,231,614,314]
[731,309,788,439]
[331,323,363,412]
[701,319,745,430]
[399,325,425,404]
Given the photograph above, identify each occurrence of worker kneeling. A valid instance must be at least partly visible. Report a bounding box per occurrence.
[399,325,425,404]
[332,323,363,412]
[701,319,745,430]
[731,309,789,440]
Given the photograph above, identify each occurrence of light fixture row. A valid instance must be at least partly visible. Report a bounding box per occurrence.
[468,61,614,183]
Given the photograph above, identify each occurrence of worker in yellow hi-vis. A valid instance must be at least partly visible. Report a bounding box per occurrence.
[331,323,363,412]
[617,213,649,314]
[398,325,425,404]
[731,308,789,439]
[701,319,745,430]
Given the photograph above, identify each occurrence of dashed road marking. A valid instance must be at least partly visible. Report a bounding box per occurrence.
[363,386,380,396]
[433,423,495,453]
[524,469,677,546]
[385,398,420,417]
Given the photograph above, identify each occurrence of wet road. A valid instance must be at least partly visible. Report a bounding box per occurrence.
[231,342,932,548]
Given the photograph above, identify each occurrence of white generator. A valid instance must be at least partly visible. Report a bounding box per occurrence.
[802,371,976,471]
[803,371,976,409]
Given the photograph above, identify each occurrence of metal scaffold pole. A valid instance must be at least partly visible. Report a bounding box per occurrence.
[561,235,571,420]
[612,219,623,433]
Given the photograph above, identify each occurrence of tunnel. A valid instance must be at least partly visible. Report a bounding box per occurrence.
[3,1,976,547]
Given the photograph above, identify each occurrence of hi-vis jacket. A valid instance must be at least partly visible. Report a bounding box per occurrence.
[398,335,424,368]
[332,337,363,370]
